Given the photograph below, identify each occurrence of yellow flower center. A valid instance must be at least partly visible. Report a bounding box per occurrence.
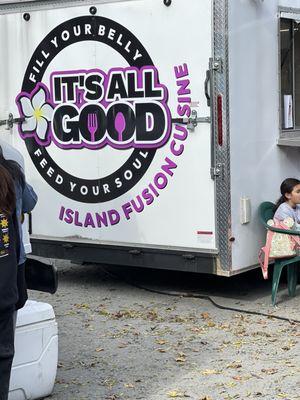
[34,108,43,120]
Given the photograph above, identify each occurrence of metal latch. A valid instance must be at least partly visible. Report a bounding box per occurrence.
[172,110,210,131]
[210,163,224,179]
[0,113,25,130]
[186,110,210,131]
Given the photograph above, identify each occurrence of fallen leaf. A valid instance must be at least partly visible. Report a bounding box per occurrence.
[156,339,168,345]
[74,303,90,310]
[261,368,278,375]
[201,369,219,376]
[190,327,207,333]
[226,382,237,388]
[98,309,110,316]
[157,348,167,353]
[226,362,242,369]
[167,390,184,398]
[201,312,210,320]
[232,375,250,382]
[124,383,134,388]
[206,321,216,328]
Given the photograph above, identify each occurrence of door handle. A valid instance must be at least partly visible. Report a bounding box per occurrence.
[204,69,211,107]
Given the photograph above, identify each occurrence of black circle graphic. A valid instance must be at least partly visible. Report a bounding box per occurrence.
[21,16,158,203]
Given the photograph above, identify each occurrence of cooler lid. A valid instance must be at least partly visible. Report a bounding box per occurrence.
[16,300,55,327]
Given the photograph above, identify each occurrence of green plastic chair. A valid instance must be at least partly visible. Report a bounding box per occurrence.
[259,202,300,305]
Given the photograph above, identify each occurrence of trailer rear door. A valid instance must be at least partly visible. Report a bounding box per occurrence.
[0,0,216,253]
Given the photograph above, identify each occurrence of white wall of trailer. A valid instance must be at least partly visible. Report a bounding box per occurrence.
[228,0,300,271]
[0,0,216,252]
[0,1,30,3]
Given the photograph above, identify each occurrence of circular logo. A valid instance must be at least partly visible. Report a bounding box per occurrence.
[17,16,171,203]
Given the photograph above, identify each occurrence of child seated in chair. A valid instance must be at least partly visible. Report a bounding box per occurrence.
[274,178,300,229]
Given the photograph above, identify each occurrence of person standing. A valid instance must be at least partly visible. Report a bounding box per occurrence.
[0,164,20,400]
[0,143,37,310]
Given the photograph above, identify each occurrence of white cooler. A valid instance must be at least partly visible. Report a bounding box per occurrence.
[9,300,58,400]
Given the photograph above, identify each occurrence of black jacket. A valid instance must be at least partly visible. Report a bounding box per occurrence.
[0,212,19,317]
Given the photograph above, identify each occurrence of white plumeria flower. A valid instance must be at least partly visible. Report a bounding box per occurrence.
[19,87,53,141]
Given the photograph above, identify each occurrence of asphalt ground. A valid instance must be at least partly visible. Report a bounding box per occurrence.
[29,260,300,400]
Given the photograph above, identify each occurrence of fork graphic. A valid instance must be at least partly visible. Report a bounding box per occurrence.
[87,113,98,142]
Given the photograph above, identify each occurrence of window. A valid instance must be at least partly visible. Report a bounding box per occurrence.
[280,18,300,130]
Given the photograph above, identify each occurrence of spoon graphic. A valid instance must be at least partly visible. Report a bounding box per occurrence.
[115,112,126,142]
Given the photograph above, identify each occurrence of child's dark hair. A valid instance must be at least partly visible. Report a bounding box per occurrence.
[274,178,300,212]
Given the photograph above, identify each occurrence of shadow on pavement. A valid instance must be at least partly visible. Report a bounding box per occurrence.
[54,260,299,317]
[105,264,273,300]
[64,262,299,302]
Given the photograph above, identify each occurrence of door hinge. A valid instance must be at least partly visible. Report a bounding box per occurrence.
[210,57,223,73]
[0,113,25,130]
[210,163,224,179]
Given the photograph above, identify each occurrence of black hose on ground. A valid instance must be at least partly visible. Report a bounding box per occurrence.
[103,267,300,325]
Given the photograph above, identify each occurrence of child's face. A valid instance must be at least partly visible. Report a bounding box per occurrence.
[286,184,300,206]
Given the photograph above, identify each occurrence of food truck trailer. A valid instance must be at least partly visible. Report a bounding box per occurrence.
[1,0,300,276]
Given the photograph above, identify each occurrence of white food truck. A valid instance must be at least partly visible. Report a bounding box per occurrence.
[1,0,300,276]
